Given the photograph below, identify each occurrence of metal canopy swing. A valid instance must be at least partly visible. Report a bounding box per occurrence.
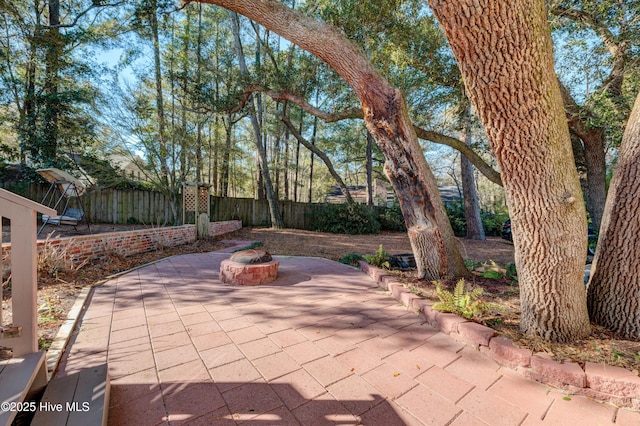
[36,168,91,236]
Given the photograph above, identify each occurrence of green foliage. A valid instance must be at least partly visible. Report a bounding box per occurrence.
[432,279,496,319]
[444,201,509,237]
[339,253,364,266]
[444,201,467,236]
[363,245,390,269]
[310,203,381,234]
[505,263,518,282]
[480,210,510,237]
[482,270,503,279]
[377,204,407,231]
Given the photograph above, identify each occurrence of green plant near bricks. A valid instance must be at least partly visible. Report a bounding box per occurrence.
[339,253,363,266]
[363,245,390,269]
[432,279,501,319]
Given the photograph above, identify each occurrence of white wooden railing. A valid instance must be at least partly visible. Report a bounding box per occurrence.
[0,188,55,357]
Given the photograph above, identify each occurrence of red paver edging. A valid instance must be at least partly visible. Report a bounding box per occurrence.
[358,261,640,410]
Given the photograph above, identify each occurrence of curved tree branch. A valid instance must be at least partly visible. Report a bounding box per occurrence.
[281,115,354,203]
[239,85,503,185]
[550,5,628,100]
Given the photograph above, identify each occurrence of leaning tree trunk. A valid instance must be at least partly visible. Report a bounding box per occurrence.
[197,0,469,279]
[229,11,283,228]
[429,0,591,341]
[587,92,640,340]
[282,116,354,204]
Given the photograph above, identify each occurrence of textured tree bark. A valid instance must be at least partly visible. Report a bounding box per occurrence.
[582,130,607,230]
[587,92,640,340]
[196,0,469,279]
[559,83,607,230]
[429,0,591,341]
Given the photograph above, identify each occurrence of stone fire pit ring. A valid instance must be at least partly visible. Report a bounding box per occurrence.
[220,249,280,285]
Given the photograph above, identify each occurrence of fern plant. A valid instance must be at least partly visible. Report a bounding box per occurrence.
[363,244,390,269]
[432,279,496,319]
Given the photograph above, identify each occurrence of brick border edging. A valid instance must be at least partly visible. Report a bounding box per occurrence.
[359,261,640,410]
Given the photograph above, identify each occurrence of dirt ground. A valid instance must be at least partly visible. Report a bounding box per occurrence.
[224,226,516,265]
[2,225,639,375]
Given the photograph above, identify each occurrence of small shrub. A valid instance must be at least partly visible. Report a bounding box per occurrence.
[482,270,503,279]
[444,201,467,237]
[339,253,363,266]
[38,233,87,277]
[444,200,509,237]
[363,245,390,269]
[377,204,406,232]
[310,203,381,234]
[505,263,518,281]
[480,210,509,236]
[432,279,499,319]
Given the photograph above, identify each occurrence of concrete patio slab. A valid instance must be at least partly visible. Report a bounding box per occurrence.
[55,250,640,425]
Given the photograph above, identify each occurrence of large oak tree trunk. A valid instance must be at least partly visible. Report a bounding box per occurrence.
[429,0,591,341]
[587,92,640,340]
[197,0,469,279]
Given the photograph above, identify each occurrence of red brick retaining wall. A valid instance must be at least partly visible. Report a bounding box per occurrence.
[2,220,241,265]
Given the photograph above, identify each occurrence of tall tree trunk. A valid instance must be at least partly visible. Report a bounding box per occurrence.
[20,32,38,163]
[308,114,317,203]
[221,116,232,197]
[43,0,61,165]
[283,122,290,200]
[366,131,374,206]
[282,116,354,203]
[559,83,607,230]
[179,8,191,184]
[198,0,468,279]
[430,0,590,341]
[229,11,283,228]
[460,105,485,240]
[293,114,302,202]
[150,0,172,215]
[195,3,204,182]
[587,92,640,340]
[582,130,607,231]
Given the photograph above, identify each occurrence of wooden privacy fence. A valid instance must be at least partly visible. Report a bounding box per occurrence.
[11,185,329,229]
[211,196,324,229]
[18,185,177,225]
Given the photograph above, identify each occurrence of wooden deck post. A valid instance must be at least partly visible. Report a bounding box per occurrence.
[0,189,56,357]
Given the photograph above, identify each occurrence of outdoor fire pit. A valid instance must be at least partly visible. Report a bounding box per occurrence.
[220,249,280,285]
